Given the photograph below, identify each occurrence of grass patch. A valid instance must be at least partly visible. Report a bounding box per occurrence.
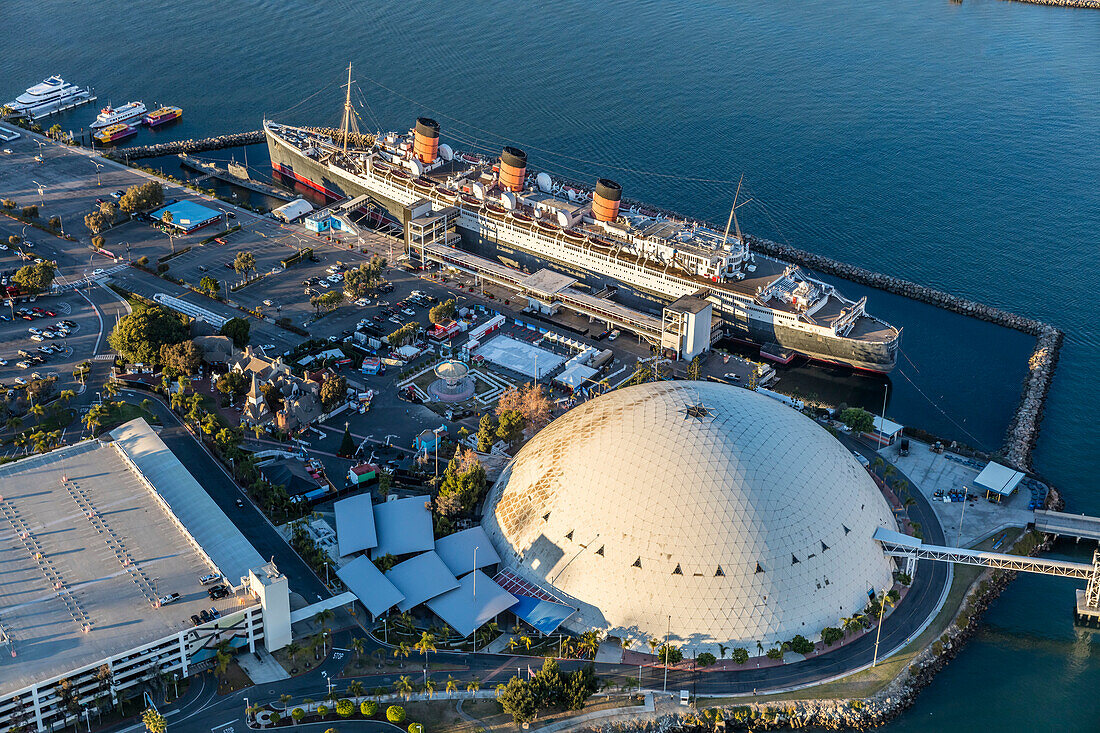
[216,659,253,695]
[705,533,1019,704]
[98,400,158,433]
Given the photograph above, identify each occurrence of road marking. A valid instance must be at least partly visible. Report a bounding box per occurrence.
[211,721,236,732]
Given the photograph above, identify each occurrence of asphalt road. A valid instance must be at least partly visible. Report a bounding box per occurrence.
[119,389,331,602]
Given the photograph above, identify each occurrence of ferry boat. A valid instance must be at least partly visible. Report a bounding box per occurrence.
[263,90,900,373]
[90,101,147,129]
[5,76,95,119]
[93,123,137,144]
[143,105,183,127]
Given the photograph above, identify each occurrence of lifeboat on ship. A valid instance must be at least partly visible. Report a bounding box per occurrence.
[412,176,435,193]
[563,228,585,242]
[436,187,459,202]
[459,193,481,208]
[391,168,412,180]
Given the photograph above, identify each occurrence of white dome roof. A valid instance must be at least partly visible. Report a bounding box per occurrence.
[482,381,898,651]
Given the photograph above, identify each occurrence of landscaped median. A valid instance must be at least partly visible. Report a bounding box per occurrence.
[248,692,490,730]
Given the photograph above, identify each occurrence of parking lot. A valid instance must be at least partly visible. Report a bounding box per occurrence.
[0,288,98,395]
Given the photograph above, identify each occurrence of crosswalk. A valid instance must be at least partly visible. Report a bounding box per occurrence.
[52,264,129,292]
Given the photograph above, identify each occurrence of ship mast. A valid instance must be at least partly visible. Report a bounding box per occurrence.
[339,63,360,154]
[721,174,745,246]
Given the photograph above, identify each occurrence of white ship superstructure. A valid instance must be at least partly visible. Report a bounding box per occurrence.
[265,115,899,372]
[6,76,95,119]
[91,101,147,129]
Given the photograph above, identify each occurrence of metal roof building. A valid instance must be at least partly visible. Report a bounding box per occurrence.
[334,493,378,557]
[433,526,501,577]
[482,381,899,653]
[370,495,435,559]
[385,551,459,613]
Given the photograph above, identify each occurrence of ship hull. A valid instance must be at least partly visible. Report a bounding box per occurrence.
[266,129,897,373]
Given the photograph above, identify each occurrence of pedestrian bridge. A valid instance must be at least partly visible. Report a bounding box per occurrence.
[1033,510,1100,542]
[873,527,1100,611]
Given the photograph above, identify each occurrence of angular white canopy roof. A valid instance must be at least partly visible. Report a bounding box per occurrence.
[370,495,435,559]
[334,493,378,557]
[336,555,405,617]
[483,381,899,652]
[974,461,1025,496]
[434,526,501,577]
[425,570,518,638]
[385,551,459,612]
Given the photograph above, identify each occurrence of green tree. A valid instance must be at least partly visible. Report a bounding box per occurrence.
[159,340,202,376]
[215,370,249,399]
[428,298,457,325]
[658,644,682,665]
[320,375,347,409]
[339,425,355,456]
[839,407,875,433]
[84,210,110,234]
[498,676,538,724]
[233,251,256,278]
[361,699,378,716]
[788,635,815,655]
[220,317,250,348]
[476,413,496,451]
[496,409,524,447]
[21,205,38,219]
[291,708,305,724]
[199,275,221,296]
[820,627,844,646]
[47,215,61,231]
[12,261,56,294]
[731,647,750,664]
[336,699,354,718]
[317,289,344,311]
[687,355,702,381]
[386,705,406,723]
[696,652,717,667]
[108,305,188,364]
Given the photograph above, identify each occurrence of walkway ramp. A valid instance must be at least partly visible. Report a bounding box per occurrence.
[873,526,1093,579]
[289,591,357,624]
[1034,510,1100,542]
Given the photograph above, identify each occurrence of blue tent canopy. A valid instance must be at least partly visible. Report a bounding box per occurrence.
[510,593,576,635]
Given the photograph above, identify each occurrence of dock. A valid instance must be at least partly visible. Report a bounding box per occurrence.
[176,154,295,202]
[1034,510,1100,542]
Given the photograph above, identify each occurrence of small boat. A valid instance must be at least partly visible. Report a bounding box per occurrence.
[143,105,183,127]
[90,101,147,129]
[93,123,137,144]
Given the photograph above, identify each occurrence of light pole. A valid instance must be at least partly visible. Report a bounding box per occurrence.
[32,180,45,208]
[662,615,670,694]
[472,546,478,600]
[871,585,890,667]
[92,161,103,186]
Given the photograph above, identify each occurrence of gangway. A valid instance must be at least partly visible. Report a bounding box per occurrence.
[874,526,1100,620]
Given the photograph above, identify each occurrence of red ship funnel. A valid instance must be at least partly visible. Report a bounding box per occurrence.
[592,178,622,222]
[413,117,440,164]
[499,147,527,192]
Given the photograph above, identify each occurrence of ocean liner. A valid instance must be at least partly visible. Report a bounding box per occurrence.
[264,85,900,373]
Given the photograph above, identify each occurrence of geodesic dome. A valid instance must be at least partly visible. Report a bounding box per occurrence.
[481,381,898,652]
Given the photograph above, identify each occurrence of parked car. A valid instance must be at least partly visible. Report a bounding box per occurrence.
[13,377,26,385]
[608,329,621,341]
[30,334,44,342]
[262,299,274,306]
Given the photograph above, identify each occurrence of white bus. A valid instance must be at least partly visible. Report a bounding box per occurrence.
[0,126,21,142]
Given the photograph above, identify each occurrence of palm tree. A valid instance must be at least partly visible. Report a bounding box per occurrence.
[508,637,519,652]
[314,608,335,655]
[82,408,100,434]
[394,675,414,700]
[6,415,22,433]
[30,402,44,426]
[756,641,764,656]
[161,374,172,396]
[466,677,481,693]
[351,636,366,667]
[346,680,364,699]
[214,650,231,684]
[286,641,302,663]
[279,693,292,711]
[423,677,437,698]
[393,642,411,667]
[718,644,729,661]
[415,631,437,671]
[445,675,458,697]
[59,389,74,406]
[520,635,532,651]
[647,637,660,657]
[104,379,120,399]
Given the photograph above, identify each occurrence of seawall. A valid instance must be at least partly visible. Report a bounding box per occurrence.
[746,235,1062,471]
[105,126,374,161]
[1005,0,1100,8]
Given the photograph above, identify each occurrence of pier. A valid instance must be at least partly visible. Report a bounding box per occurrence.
[1033,510,1100,542]
[176,154,296,202]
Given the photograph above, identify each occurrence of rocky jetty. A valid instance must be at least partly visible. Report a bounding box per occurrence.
[746,235,1062,471]
[1009,0,1100,7]
[107,131,265,160]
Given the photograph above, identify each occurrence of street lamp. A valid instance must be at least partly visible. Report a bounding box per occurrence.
[31,180,45,207]
[92,161,103,186]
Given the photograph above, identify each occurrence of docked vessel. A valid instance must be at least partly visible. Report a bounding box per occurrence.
[143,105,182,127]
[5,76,95,119]
[93,123,137,144]
[264,98,900,373]
[91,101,147,129]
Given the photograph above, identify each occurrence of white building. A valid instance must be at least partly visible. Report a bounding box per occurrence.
[0,420,291,732]
[482,381,900,653]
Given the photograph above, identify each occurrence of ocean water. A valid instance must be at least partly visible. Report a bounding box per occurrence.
[7,0,1100,729]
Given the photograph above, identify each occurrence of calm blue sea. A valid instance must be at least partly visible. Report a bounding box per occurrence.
[7,0,1100,728]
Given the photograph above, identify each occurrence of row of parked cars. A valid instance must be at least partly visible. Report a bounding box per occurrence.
[1,305,59,323]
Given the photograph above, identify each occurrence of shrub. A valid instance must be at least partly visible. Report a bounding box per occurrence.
[695,652,716,667]
[8,235,19,245]
[291,708,305,723]
[765,647,783,660]
[896,572,912,586]
[730,647,750,664]
[136,255,149,266]
[157,263,169,273]
[386,705,406,723]
[658,644,682,665]
[820,627,843,647]
[1,199,15,210]
[409,724,424,733]
[361,700,378,716]
[788,635,815,655]
[317,704,329,716]
[336,699,354,718]
[931,641,944,656]
[21,205,38,219]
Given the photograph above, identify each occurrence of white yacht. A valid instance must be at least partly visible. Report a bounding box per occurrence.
[5,76,95,119]
[90,101,147,129]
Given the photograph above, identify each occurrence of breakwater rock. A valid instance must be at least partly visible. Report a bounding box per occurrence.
[107,131,265,160]
[745,234,1062,471]
[1007,0,1100,7]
